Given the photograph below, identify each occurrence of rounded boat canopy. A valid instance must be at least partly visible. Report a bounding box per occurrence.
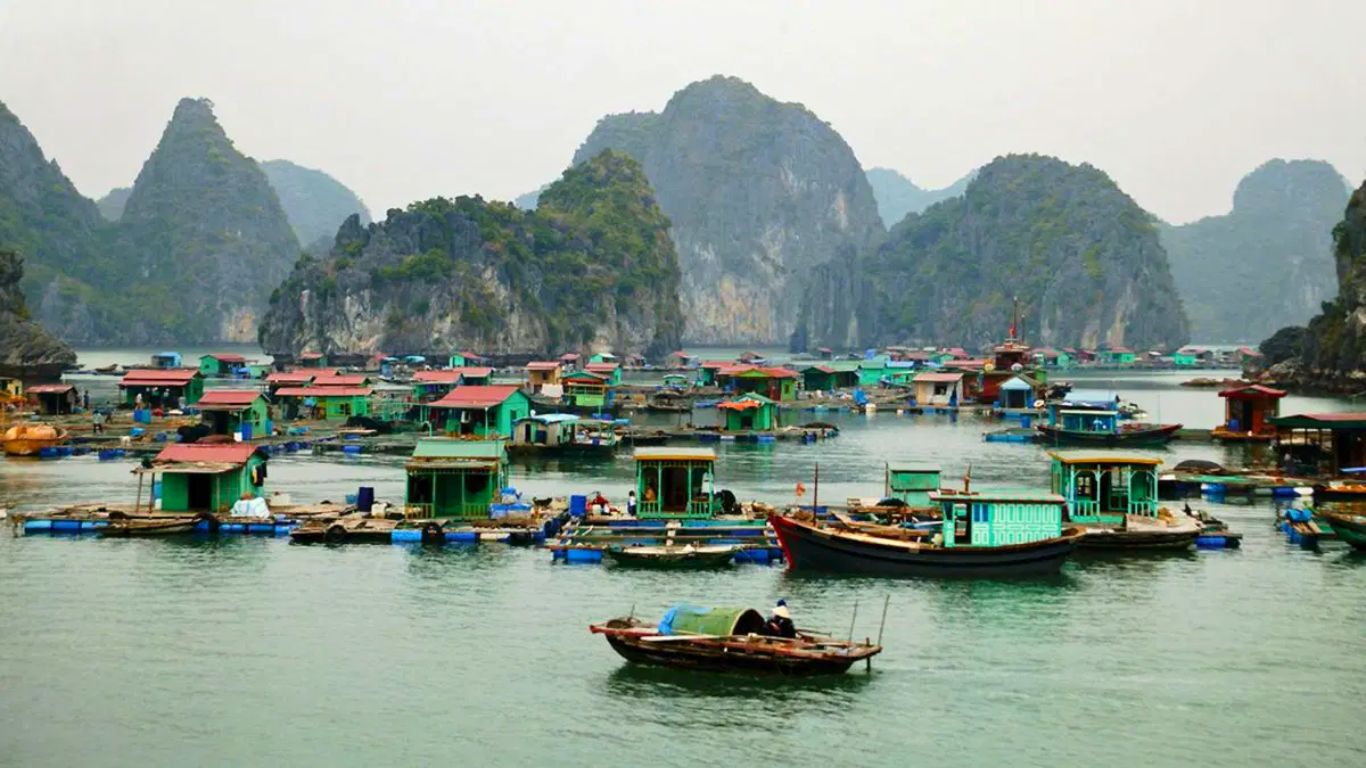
[658,605,766,636]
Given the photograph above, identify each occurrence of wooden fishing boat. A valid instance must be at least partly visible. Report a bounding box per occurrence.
[1074,515,1202,551]
[589,609,881,675]
[100,515,200,537]
[1316,509,1366,550]
[1036,422,1181,446]
[770,502,1084,579]
[2,424,69,456]
[603,544,740,568]
[93,364,119,374]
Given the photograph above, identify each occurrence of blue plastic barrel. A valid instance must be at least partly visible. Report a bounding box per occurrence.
[565,548,603,563]
[357,487,375,512]
[391,529,423,543]
[342,444,362,455]
[24,519,53,532]
[569,495,587,517]
[445,530,479,543]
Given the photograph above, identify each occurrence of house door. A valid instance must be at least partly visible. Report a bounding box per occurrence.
[187,475,212,510]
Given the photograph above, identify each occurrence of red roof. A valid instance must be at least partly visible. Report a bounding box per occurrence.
[155,443,260,465]
[559,353,581,362]
[431,385,522,408]
[585,363,620,373]
[526,361,560,371]
[312,374,368,387]
[274,387,373,397]
[300,352,324,360]
[915,372,965,383]
[197,390,264,407]
[413,370,465,384]
[205,353,247,363]
[266,372,314,385]
[27,384,75,394]
[716,365,797,379]
[1219,384,1286,399]
[452,366,493,378]
[717,399,764,411]
[120,369,199,386]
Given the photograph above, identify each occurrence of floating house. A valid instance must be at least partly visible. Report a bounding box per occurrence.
[312,373,370,388]
[668,351,699,369]
[1033,348,1073,369]
[1048,451,1160,524]
[150,351,182,369]
[661,373,690,389]
[998,375,1041,409]
[715,366,798,401]
[1214,384,1285,441]
[27,383,78,415]
[298,352,328,368]
[887,465,941,507]
[525,361,562,392]
[801,364,857,392]
[137,443,268,514]
[403,438,507,519]
[448,351,485,368]
[196,389,271,439]
[119,368,204,408]
[589,352,617,364]
[428,385,532,437]
[0,375,21,400]
[511,413,580,450]
[1098,346,1137,366]
[559,352,581,366]
[412,370,466,402]
[584,362,622,386]
[1172,347,1210,366]
[717,393,779,431]
[635,447,718,519]
[198,353,249,378]
[562,371,612,409]
[265,371,314,397]
[928,489,1066,547]
[696,361,728,387]
[273,386,372,419]
[450,366,493,386]
[912,372,964,407]
[1270,413,1366,475]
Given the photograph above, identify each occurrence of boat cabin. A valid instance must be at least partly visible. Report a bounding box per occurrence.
[427,385,531,437]
[584,362,622,386]
[1217,384,1285,439]
[403,438,508,519]
[929,489,1065,547]
[801,362,860,392]
[1049,451,1160,524]
[137,443,268,514]
[717,393,779,431]
[562,371,612,409]
[912,372,964,407]
[887,464,941,507]
[635,447,718,519]
[525,361,562,392]
[273,387,372,420]
[196,389,271,439]
[661,373,690,389]
[27,383,78,415]
[198,353,249,378]
[119,368,205,408]
[1270,413,1366,476]
[1045,398,1120,434]
[998,375,1041,409]
[150,351,182,369]
[512,413,579,449]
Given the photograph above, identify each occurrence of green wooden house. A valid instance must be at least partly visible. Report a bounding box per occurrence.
[801,362,860,392]
[718,366,798,401]
[696,361,729,387]
[198,353,249,377]
[584,362,622,386]
[448,351,485,368]
[1048,451,1160,524]
[140,443,268,514]
[118,369,205,408]
[929,489,1065,547]
[196,389,272,439]
[588,352,617,365]
[887,464,941,507]
[273,386,372,420]
[635,447,719,519]
[562,371,611,409]
[427,385,532,437]
[1098,347,1137,366]
[403,438,508,519]
[717,393,779,431]
[857,357,892,386]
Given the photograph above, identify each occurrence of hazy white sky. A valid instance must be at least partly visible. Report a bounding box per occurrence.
[1,0,1362,224]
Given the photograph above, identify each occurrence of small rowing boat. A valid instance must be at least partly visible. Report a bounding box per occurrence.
[1316,509,1366,550]
[100,515,200,537]
[603,544,740,568]
[2,424,69,456]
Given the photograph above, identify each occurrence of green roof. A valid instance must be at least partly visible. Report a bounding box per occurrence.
[411,438,506,460]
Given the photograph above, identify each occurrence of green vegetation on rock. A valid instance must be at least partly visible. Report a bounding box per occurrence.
[259,150,683,360]
[0,248,75,376]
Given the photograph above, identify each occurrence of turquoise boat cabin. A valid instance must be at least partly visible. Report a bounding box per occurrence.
[403,438,508,519]
[887,464,941,507]
[118,368,205,408]
[562,371,612,409]
[136,443,268,514]
[1045,391,1122,433]
[717,393,779,431]
[198,353,250,377]
[196,389,272,439]
[661,372,690,389]
[1049,451,1161,524]
[998,374,1041,409]
[635,447,719,519]
[511,413,580,449]
[427,385,531,437]
[150,351,182,369]
[273,386,372,420]
[929,489,1066,547]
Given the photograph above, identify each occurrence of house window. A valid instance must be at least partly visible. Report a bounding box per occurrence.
[339,402,352,416]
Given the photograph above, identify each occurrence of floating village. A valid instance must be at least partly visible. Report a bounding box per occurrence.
[4,319,1366,673]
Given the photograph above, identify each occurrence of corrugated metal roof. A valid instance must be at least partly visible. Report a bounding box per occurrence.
[266,372,314,384]
[517,413,579,424]
[411,438,506,459]
[274,387,372,397]
[431,385,522,408]
[634,447,716,462]
[203,353,247,363]
[1271,413,1366,429]
[1219,384,1286,398]
[155,443,261,465]
[914,372,964,383]
[413,370,464,383]
[1047,450,1163,466]
[585,363,620,373]
[120,368,200,385]
[197,390,264,407]
[525,361,560,371]
[312,374,368,387]
[27,384,75,394]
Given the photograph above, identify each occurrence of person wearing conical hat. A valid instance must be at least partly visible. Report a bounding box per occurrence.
[765,599,796,639]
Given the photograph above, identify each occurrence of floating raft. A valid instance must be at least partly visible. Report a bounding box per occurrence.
[288,510,570,545]
[548,517,783,564]
[13,501,351,537]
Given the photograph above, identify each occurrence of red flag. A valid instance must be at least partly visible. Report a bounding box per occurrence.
[795,482,806,497]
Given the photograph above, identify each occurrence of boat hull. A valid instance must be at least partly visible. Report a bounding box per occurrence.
[1075,527,1199,551]
[1036,423,1181,446]
[1318,511,1366,550]
[602,635,860,675]
[100,517,200,537]
[770,515,1079,578]
[604,546,738,568]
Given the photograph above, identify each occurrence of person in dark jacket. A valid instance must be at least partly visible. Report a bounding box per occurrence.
[765,600,796,638]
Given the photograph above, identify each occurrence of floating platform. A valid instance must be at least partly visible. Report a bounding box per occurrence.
[288,510,570,546]
[547,516,784,565]
[12,501,352,537]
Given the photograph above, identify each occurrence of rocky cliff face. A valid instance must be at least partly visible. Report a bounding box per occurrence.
[112,98,300,342]
[794,154,1190,351]
[865,167,975,228]
[1164,159,1349,342]
[95,187,132,221]
[260,159,372,248]
[260,151,683,361]
[570,76,883,344]
[0,248,75,378]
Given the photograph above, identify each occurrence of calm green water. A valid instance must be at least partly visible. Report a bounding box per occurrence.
[3,373,1365,767]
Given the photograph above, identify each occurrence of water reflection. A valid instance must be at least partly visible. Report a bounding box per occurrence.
[603,662,876,703]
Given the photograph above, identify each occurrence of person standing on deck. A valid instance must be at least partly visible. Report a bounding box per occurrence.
[81,389,89,411]
[627,490,637,517]
[91,409,106,435]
